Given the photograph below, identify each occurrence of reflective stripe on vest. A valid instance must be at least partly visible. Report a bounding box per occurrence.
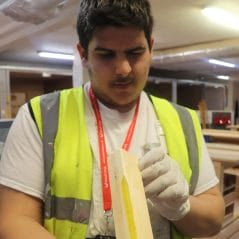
[30,87,93,239]
[30,88,202,239]
[40,92,60,219]
[172,103,200,194]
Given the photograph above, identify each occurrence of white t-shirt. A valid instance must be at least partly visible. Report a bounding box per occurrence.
[0,83,218,238]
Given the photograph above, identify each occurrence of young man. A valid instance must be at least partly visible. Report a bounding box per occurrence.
[0,0,224,238]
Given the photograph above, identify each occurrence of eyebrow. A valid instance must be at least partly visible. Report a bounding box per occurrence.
[94,46,146,53]
[94,47,114,53]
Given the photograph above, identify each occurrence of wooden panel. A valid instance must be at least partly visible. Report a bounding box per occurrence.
[109,149,153,239]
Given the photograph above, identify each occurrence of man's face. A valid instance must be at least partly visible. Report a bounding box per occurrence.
[78,26,153,112]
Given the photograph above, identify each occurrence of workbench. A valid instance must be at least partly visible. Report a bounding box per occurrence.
[226,124,239,131]
[203,129,239,143]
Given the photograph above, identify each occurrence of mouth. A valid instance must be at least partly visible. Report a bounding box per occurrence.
[113,79,133,88]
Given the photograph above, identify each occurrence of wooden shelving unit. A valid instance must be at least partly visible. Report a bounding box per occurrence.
[198,129,239,238]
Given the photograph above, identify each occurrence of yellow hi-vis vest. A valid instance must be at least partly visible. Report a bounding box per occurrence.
[29,87,202,239]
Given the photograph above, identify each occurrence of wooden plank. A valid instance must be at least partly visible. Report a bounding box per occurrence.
[207,148,239,163]
[212,161,224,192]
[203,129,239,139]
[226,125,239,131]
[223,212,235,228]
[206,143,239,152]
[203,129,239,143]
[109,149,153,239]
[224,168,239,177]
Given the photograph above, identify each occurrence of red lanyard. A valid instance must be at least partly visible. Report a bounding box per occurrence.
[89,87,140,212]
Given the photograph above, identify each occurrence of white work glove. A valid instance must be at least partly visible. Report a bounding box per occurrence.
[139,146,190,221]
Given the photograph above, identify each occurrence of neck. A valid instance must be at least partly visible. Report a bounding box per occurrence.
[95,94,139,113]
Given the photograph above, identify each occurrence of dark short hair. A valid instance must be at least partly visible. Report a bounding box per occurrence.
[77,0,154,51]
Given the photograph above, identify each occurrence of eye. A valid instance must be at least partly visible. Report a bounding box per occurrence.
[95,50,115,60]
[127,48,146,57]
[99,52,114,59]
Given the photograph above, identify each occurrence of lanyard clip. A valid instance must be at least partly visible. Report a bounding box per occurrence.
[104,210,113,223]
[104,210,113,236]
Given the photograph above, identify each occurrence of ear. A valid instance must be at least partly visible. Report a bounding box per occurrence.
[77,43,88,67]
[149,37,155,53]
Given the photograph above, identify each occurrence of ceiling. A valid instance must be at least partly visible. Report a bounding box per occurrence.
[1,0,239,82]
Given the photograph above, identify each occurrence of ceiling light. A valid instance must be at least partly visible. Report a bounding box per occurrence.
[38,51,74,61]
[202,7,239,30]
[42,72,52,78]
[216,75,230,80]
[208,59,235,68]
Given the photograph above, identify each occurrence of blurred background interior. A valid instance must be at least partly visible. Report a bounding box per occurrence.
[0,0,238,127]
[0,1,239,238]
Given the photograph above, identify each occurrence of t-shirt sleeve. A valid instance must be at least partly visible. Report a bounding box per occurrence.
[0,103,44,200]
[193,137,219,196]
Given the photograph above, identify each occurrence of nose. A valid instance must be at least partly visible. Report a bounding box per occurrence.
[115,56,132,76]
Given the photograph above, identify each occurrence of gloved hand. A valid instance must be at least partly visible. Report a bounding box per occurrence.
[139,146,190,221]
